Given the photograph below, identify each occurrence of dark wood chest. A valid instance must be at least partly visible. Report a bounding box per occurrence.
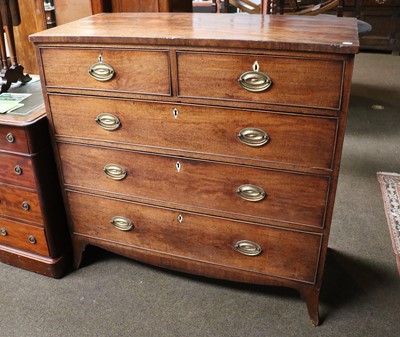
[0,81,70,278]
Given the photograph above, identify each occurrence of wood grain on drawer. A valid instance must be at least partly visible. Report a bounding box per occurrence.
[0,183,43,224]
[59,143,329,228]
[68,191,322,284]
[40,47,171,96]
[49,95,337,170]
[0,152,35,189]
[177,52,344,110]
[0,217,48,256]
[0,126,29,153]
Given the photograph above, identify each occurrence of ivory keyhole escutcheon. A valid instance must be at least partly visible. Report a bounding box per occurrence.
[176,161,181,172]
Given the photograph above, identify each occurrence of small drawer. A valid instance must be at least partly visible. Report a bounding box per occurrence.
[0,126,29,153]
[0,183,43,224]
[59,143,329,228]
[68,191,322,284]
[0,152,36,189]
[40,47,171,96]
[0,217,49,256]
[177,52,344,111]
[49,95,338,170]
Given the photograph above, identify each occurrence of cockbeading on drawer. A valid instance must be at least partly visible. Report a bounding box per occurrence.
[68,191,322,284]
[58,142,330,229]
[49,94,338,172]
[177,52,344,111]
[40,47,171,96]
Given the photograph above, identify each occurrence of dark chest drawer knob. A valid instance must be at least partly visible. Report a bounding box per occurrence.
[6,132,15,143]
[103,164,127,180]
[14,165,23,175]
[238,128,269,147]
[111,216,133,231]
[0,228,7,236]
[236,184,266,202]
[234,240,263,256]
[21,201,30,211]
[88,55,115,82]
[238,61,272,93]
[95,113,121,131]
[28,235,36,244]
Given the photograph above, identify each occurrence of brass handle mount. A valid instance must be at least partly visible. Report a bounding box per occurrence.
[14,165,22,175]
[111,216,133,231]
[239,61,272,93]
[103,164,127,181]
[6,133,15,143]
[88,55,115,82]
[96,113,121,131]
[238,128,269,147]
[21,201,30,211]
[234,240,263,256]
[236,184,266,202]
[28,235,36,244]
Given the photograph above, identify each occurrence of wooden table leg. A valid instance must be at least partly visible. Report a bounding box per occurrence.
[300,287,320,326]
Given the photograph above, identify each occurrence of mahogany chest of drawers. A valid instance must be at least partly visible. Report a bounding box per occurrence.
[30,13,359,324]
[0,81,70,278]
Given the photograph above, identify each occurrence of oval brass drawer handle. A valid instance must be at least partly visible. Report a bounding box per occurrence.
[103,164,127,180]
[238,61,272,93]
[238,128,269,147]
[111,216,133,231]
[236,184,266,202]
[234,240,263,256]
[96,113,121,131]
[88,55,115,82]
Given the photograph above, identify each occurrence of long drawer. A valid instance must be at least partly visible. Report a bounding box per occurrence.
[67,191,322,284]
[0,217,48,256]
[0,152,36,189]
[59,142,329,228]
[177,52,344,111]
[40,47,171,96]
[0,183,43,224]
[49,94,338,170]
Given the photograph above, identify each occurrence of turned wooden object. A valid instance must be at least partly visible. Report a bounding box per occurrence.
[0,0,31,93]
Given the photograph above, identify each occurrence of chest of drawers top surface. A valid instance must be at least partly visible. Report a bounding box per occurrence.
[30,13,359,54]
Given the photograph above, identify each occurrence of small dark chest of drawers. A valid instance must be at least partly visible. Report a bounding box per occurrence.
[0,81,70,278]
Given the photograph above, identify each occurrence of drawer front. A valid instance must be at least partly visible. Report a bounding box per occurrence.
[0,152,36,189]
[0,217,48,256]
[363,0,400,6]
[68,191,322,284]
[0,126,29,153]
[40,47,171,96]
[177,52,344,111]
[49,95,338,170]
[59,143,329,228]
[0,183,43,224]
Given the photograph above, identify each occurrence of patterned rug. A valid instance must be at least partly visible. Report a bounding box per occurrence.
[377,172,400,275]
